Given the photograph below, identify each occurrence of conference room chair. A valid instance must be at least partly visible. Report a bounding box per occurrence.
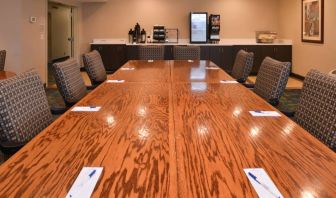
[173,46,200,60]
[284,69,336,151]
[246,57,291,106]
[53,58,88,108]
[230,50,254,83]
[329,69,336,76]
[0,50,6,71]
[138,45,165,60]
[0,70,53,156]
[83,50,108,86]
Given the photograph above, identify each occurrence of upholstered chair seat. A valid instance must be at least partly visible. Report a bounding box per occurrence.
[253,57,291,106]
[173,46,201,60]
[294,69,336,151]
[231,50,254,83]
[83,50,107,86]
[0,70,53,153]
[138,45,165,60]
[53,58,87,107]
[0,50,6,71]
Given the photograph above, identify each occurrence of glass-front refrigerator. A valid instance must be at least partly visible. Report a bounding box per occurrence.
[190,12,208,43]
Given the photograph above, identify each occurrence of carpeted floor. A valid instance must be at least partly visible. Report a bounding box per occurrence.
[46,88,65,107]
[277,89,301,112]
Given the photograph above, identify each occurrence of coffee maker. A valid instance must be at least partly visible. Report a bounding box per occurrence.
[152,25,166,43]
[209,15,220,43]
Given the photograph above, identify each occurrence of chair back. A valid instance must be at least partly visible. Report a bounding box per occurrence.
[0,50,6,71]
[138,45,165,60]
[173,46,200,60]
[83,50,107,85]
[0,70,52,145]
[295,69,336,151]
[53,58,87,106]
[254,57,291,105]
[231,50,254,83]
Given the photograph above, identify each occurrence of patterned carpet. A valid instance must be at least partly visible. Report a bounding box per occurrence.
[46,88,65,107]
[277,89,302,112]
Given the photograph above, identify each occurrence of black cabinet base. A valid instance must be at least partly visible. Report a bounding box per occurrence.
[91,44,292,75]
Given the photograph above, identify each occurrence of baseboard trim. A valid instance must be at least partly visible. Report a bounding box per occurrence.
[290,73,305,81]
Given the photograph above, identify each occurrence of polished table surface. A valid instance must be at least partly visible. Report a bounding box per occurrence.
[0,71,16,80]
[0,60,335,197]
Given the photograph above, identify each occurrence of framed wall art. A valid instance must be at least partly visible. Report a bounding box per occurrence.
[302,0,324,43]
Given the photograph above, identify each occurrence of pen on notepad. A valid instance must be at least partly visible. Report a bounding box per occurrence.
[248,172,280,198]
[69,170,97,197]
[89,170,96,178]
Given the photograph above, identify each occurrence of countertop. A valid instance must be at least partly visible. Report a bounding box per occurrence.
[90,38,292,46]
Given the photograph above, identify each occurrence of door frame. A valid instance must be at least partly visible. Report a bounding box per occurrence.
[46,0,79,87]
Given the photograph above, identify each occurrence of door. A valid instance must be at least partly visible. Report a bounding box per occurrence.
[47,2,74,88]
[48,3,73,61]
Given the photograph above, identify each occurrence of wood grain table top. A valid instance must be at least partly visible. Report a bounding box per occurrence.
[171,60,233,83]
[0,71,16,80]
[0,60,335,197]
[109,60,171,83]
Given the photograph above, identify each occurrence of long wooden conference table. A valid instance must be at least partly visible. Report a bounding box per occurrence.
[0,60,335,197]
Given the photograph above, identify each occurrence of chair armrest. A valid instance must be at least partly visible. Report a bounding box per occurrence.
[86,85,96,90]
[236,78,247,84]
[50,106,68,115]
[0,141,25,155]
[268,99,280,107]
[243,83,255,88]
[0,141,25,148]
[281,111,296,117]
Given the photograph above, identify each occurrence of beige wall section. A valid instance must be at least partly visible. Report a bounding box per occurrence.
[80,0,279,52]
[279,0,336,76]
[0,0,23,74]
[0,0,47,82]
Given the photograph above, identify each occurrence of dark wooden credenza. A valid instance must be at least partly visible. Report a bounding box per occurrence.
[91,43,292,75]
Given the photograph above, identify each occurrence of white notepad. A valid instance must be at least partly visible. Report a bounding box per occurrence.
[71,106,101,112]
[106,80,125,83]
[66,167,103,198]
[244,168,283,198]
[120,67,135,71]
[148,60,154,63]
[220,80,239,84]
[205,67,220,70]
[188,60,194,63]
[249,111,281,117]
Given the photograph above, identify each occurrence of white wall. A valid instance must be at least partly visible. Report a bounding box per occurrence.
[0,0,47,82]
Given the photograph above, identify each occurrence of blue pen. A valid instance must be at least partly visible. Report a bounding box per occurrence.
[90,106,96,109]
[254,110,262,113]
[89,170,96,178]
[248,172,281,198]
